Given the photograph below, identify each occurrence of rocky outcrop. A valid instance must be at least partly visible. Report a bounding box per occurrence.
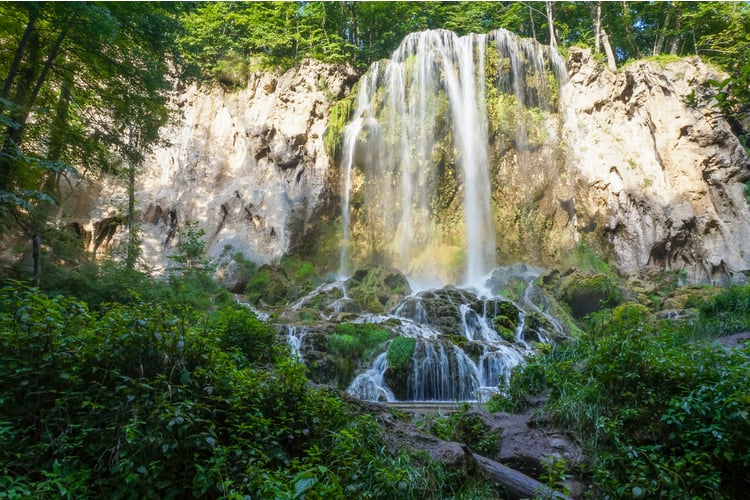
[76,59,356,275]
[141,60,356,273]
[562,48,750,284]
[352,399,579,499]
[344,266,411,313]
[70,39,750,287]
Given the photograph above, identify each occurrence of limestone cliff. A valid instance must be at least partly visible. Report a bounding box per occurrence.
[75,59,355,280]
[73,44,749,286]
[562,48,750,284]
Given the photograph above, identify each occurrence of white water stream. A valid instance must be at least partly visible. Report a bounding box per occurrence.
[294,29,568,402]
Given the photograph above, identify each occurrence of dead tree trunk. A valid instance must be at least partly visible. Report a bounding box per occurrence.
[601,28,618,72]
[473,453,572,499]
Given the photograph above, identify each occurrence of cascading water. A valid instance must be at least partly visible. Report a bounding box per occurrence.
[339,69,380,278]
[338,28,566,287]
[298,29,569,402]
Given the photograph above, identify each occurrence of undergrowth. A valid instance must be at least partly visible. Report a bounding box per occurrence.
[489,289,750,498]
[0,280,491,498]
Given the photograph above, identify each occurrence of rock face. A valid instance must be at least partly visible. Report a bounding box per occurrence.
[70,42,749,286]
[75,59,356,275]
[562,48,750,284]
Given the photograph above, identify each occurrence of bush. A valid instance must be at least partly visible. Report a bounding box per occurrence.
[0,282,458,498]
[498,284,750,497]
[328,322,389,388]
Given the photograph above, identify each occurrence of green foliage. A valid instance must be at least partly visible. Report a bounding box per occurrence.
[328,323,389,388]
[500,284,750,497]
[538,455,571,498]
[169,220,212,274]
[244,256,321,306]
[423,404,499,457]
[324,92,356,158]
[0,2,181,235]
[0,280,482,498]
[387,336,417,370]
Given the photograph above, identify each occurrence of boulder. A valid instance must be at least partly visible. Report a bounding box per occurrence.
[345,266,411,313]
[556,271,618,319]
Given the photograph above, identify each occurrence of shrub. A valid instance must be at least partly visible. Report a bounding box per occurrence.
[0,282,441,498]
[387,336,417,370]
[498,283,750,497]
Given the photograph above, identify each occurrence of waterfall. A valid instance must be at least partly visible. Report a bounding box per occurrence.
[339,69,380,278]
[331,29,567,403]
[347,352,396,402]
[280,325,306,360]
[338,28,565,287]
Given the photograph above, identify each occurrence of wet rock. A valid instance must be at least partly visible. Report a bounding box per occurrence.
[556,270,618,319]
[414,286,478,334]
[345,266,411,313]
[468,407,585,480]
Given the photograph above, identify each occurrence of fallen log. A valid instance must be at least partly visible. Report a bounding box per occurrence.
[349,398,574,499]
[473,452,572,499]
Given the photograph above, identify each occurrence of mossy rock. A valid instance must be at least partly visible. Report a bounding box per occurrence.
[387,336,416,370]
[345,266,412,313]
[661,284,720,311]
[483,298,521,331]
[383,337,416,401]
[557,270,619,319]
[606,302,654,331]
[522,311,557,343]
[416,286,478,334]
[244,259,321,306]
[244,264,295,305]
[496,326,516,343]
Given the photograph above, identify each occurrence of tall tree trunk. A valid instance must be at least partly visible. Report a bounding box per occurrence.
[593,1,602,54]
[1,5,41,101]
[0,15,73,191]
[32,233,41,286]
[621,1,641,59]
[545,1,557,49]
[602,28,617,72]
[43,66,73,201]
[0,30,40,191]
[19,21,72,142]
[126,130,141,270]
[668,11,682,55]
[653,5,672,56]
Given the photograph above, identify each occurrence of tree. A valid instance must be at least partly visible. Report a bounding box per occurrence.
[0,2,183,277]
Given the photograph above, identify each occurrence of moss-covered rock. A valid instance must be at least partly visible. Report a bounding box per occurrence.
[415,286,477,334]
[382,337,416,401]
[244,264,295,305]
[345,266,411,313]
[661,284,719,311]
[483,298,521,332]
[557,270,620,319]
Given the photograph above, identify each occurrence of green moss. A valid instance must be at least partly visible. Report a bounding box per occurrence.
[387,336,416,371]
[328,323,390,389]
[244,257,321,306]
[558,271,620,319]
[497,326,516,343]
[324,91,357,158]
[345,267,411,313]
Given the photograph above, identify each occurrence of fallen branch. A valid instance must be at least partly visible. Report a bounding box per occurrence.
[472,452,572,499]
